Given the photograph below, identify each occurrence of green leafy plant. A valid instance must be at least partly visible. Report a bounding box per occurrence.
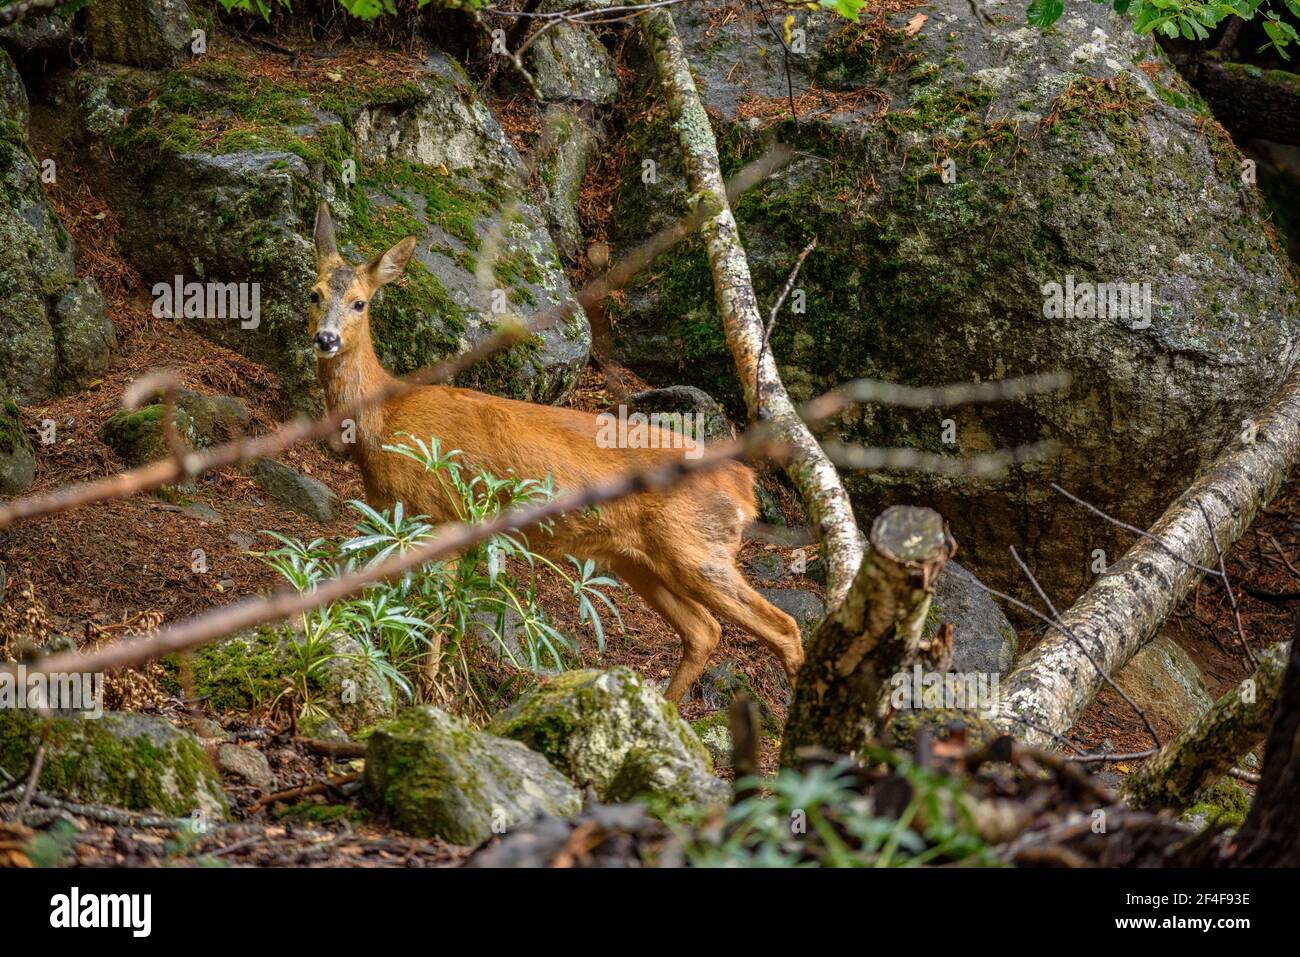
[1030,0,1300,58]
[254,435,620,721]
[686,751,998,867]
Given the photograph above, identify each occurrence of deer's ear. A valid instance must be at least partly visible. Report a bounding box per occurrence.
[369,236,417,286]
[314,202,337,262]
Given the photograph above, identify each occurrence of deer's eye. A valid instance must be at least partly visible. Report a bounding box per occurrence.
[309,290,320,304]
[352,299,366,312]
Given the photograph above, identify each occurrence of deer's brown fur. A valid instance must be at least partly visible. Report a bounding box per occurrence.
[307,203,803,702]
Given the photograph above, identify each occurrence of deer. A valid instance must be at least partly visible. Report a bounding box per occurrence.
[307,202,804,703]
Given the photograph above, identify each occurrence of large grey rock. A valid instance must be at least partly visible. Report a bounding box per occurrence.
[365,705,582,845]
[612,0,1300,598]
[247,458,340,523]
[215,742,274,790]
[0,119,114,403]
[0,709,228,820]
[925,560,1017,677]
[527,22,619,104]
[489,667,728,808]
[1114,634,1213,733]
[86,0,193,68]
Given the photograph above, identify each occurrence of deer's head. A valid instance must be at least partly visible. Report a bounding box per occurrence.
[310,202,416,359]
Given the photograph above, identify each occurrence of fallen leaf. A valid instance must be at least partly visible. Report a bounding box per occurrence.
[904,13,928,36]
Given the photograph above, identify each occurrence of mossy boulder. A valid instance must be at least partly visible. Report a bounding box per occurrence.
[623,384,734,443]
[612,0,1300,598]
[0,9,72,57]
[0,709,228,819]
[57,49,588,408]
[488,666,729,807]
[100,388,248,465]
[1181,777,1251,831]
[0,118,114,404]
[86,0,194,69]
[342,52,590,402]
[364,705,581,845]
[0,393,34,494]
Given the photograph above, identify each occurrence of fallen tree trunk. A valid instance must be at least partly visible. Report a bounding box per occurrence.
[989,361,1300,746]
[640,8,863,607]
[781,506,953,761]
[1123,642,1290,809]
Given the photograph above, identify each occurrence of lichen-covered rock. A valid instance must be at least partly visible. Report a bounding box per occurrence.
[308,633,394,731]
[0,709,228,819]
[612,0,1300,597]
[215,742,274,790]
[59,50,588,408]
[527,22,619,104]
[0,393,34,494]
[100,388,248,465]
[344,52,590,402]
[0,119,114,403]
[0,10,72,56]
[246,457,340,523]
[925,560,1017,678]
[364,705,582,845]
[1114,634,1212,733]
[623,384,734,443]
[536,103,600,261]
[86,0,193,69]
[488,666,728,806]
[0,48,27,126]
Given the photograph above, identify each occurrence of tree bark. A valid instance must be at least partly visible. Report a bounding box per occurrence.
[1235,621,1300,865]
[989,361,1300,746]
[780,507,953,762]
[1188,58,1300,147]
[640,9,864,608]
[1123,642,1289,810]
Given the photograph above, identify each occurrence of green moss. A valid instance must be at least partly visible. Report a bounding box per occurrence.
[0,711,227,818]
[0,396,29,456]
[161,628,287,714]
[1183,778,1251,830]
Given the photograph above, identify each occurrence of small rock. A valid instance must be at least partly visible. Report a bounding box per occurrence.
[1114,634,1213,734]
[247,458,340,523]
[181,502,223,523]
[746,553,785,582]
[925,560,1018,678]
[622,385,734,444]
[365,705,581,845]
[215,743,274,790]
[756,587,826,641]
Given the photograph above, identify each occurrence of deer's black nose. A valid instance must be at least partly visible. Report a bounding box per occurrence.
[314,330,341,354]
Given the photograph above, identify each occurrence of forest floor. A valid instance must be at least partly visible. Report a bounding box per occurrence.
[2,31,1296,867]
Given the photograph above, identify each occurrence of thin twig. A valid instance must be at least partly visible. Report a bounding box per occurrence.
[1198,500,1257,671]
[756,237,816,420]
[11,724,49,823]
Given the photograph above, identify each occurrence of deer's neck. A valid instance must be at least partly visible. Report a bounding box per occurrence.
[317,324,391,460]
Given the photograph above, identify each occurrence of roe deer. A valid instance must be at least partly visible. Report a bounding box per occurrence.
[308,202,803,702]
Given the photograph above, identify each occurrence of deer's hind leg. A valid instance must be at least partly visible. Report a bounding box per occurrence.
[612,559,722,704]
